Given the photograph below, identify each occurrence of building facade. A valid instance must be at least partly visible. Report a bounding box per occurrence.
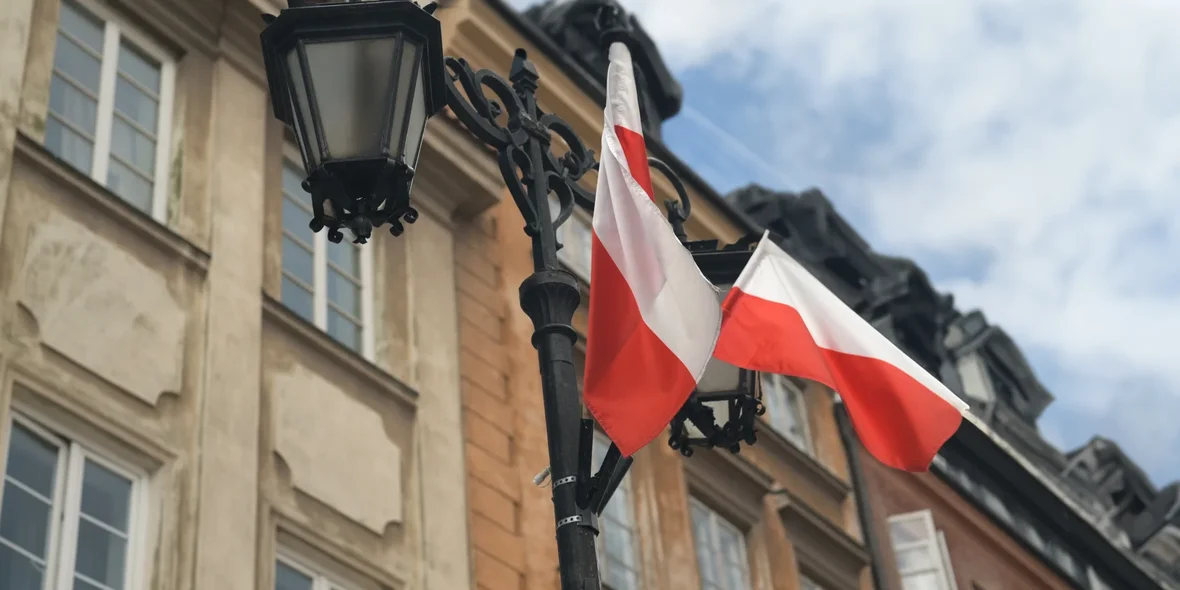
[734,186,1180,590]
[450,1,877,590]
[0,0,486,588]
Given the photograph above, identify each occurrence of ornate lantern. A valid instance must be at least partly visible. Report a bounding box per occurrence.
[260,0,447,243]
[668,237,765,456]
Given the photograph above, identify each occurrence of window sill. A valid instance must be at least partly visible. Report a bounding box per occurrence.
[755,419,851,501]
[13,132,210,273]
[261,294,417,410]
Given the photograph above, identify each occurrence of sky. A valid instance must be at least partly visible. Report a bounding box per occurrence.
[506,0,1180,486]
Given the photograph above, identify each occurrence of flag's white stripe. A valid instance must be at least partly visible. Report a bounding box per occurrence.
[735,232,969,411]
[592,43,721,379]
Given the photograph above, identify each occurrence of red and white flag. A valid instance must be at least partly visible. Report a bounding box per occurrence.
[714,232,969,471]
[583,42,722,457]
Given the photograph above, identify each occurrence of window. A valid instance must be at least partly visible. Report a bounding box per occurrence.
[46,0,175,218]
[275,554,352,590]
[887,510,958,590]
[761,374,811,452]
[0,416,144,590]
[550,195,593,281]
[976,487,1012,524]
[280,159,374,356]
[592,433,640,590]
[689,498,751,590]
[1086,568,1112,590]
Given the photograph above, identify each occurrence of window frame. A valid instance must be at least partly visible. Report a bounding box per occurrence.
[275,546,355,590]
[760,374,812,453]
[49,0,177,222]
[886,510,956,590]
[1,411,150,590]
[280,147,376,359]
[591,431,641,590]
[689,496,753,590]
[554,202,593,283]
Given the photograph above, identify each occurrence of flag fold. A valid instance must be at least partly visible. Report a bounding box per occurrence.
[583,42,723,457]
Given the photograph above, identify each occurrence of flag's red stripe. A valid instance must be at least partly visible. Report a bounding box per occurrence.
[614,125,654,201]
[585,231,696,457]
[715,288,963,471]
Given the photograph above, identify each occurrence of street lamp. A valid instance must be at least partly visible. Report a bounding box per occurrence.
[260,2,762,588]
[260,0,448,244]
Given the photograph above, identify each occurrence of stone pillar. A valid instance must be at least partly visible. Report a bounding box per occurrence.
[0,0,37,244]
[190,58,267,590]
[406,211,473,590]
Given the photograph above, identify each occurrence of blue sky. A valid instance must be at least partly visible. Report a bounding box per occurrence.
[508,0,1180,486]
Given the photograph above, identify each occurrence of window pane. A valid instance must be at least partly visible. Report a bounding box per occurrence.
[900,572,945,590]
[75,577,106,590]
[49,75,98,135]
[282,199,314,246]
[894,546,936,572]
[5,425,59,496]
[117,43,161,94]
[690,506,718,585]
[889,518,932,545]
[73,518,127,589]
[106,159,154,211]
[604,523,634,566]
[327,270,360,316]
[0,542,45,590]
[281,237,314,285]
[327,241,359,277]
[282,164,308,202]
[114,78,159,132]
[110,116,156,175]
[59,1,104,52]
[53,34,102,92]
[45,117,95,174]
[0,485,53,557]
[327,309,361,351]
[80,461,132,532]
[275,561,313,590]
[280,277,314,323]
[604,558,638,590]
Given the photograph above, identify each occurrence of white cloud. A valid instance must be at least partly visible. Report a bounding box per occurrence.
[508,0,1180,482]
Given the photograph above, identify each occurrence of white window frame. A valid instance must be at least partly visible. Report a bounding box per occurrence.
[281,149,376,359]
[761,374,812,453]
[689,497,752,590]
[50,0,176,222]
[275,547,355,590]
[886,510,957,590]
[591,431,640,590]
[550,194,593,282]
[0,412,150,590]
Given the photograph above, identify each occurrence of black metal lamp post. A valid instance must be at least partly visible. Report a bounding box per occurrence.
[261,2,765,588]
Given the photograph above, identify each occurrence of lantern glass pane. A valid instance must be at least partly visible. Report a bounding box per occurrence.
[304,37,398,160]
[696,358,743,395]
[286,50,321,168]
[386,38,420,161]
[401,55,429,168]
[696,283,742,395]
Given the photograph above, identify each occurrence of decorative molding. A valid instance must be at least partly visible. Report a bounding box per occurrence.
[13,133,211,272]
[413,113,504,223]
[683,447,775,528]
[262,294,418,410]
[272,509,407,590]
[755,420,851,500]
[774,489,870,590]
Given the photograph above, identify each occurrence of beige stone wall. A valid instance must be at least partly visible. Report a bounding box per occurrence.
[0,0,483,589]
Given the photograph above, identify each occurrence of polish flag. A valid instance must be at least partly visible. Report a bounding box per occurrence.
[583,42,722,457]
[714,233,969,471]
